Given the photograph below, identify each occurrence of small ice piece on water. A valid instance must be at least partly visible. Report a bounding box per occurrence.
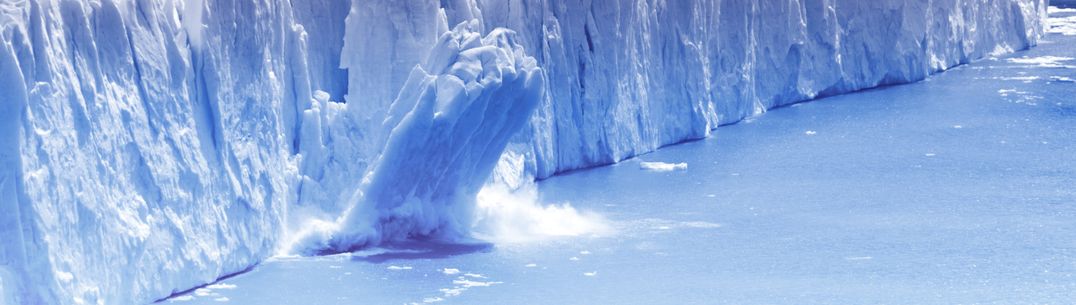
[952,125,963,129]
[463,273,486,279]
[639,161,688,172]
[524,263,538,268]
[845,256,873,261]
[194,288,213,297]
[205,283,236,290]
[569,257,580,261]
[925,153,936,157]
[580,250,591,255]
[441,268,460,275]
[1007,56,1075,67]
[388,265,413,271]
[1050,76,1075,83]
[805,130,817,135]
[440,287,464,297]
[583,271,598,277]
[423,297,445,303]
[170,295,194,302]
[213,297,230,302]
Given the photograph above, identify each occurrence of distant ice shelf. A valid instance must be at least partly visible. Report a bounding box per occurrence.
[0,1,1048,304]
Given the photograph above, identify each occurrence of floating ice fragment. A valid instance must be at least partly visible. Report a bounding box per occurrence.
[1050,76,1075,82]
[441,268,460,275]
[569,257,580,261]
[205,283,236,290]
[583,271,598,277]
[1007,56,1074,67]
[1049,6,1076,14]
[1047,9,1076,36]
[805,130,817,135]
[524,263,537,268]
[452,278,502,288]
[680,221,722,229]
[170,295,194,302]
[387,265,413,271]
[439,288,463,297]
[639,161,688,172]
[214,297,230,302]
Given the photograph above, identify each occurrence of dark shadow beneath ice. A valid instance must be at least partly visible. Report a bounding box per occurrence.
[350,240,494,263]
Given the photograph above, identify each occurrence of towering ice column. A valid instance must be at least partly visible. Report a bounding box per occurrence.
[293,20,544,254]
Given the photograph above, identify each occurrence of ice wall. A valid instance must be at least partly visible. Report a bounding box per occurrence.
[474,0,1049,180]
[0,0,1047,304]
[0,1,304,304]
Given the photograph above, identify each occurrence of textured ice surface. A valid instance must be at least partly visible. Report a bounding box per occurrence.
[287,21,545,255]
[0,0,1050,304]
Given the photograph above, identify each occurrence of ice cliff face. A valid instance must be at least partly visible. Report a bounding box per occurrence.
[0,0,1046,304]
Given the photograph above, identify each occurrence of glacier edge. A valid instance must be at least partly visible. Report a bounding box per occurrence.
[0,0,1048,304]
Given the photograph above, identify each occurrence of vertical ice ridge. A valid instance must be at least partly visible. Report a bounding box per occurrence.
[0,33,48,305]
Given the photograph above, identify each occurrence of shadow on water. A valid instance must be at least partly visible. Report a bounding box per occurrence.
[350,240,494,264]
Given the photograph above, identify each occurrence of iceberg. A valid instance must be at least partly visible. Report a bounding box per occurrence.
[0,0,1047,304]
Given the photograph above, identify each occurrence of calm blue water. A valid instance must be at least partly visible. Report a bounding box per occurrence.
[173,10,1076,305]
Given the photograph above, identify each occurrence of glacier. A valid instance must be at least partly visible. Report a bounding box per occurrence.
[0,0,1047,304]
